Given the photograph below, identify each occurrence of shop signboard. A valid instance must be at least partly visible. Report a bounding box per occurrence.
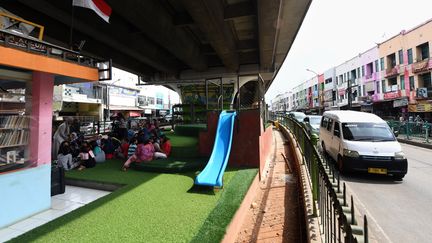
[408,103,432,112]
[121,88,138,96]
[384,66,400,78]
[384,90,401,100]
[393,98,408,108]
[416,87,432,98]
[365,81,375,92]
[359,95,373,104]
[411,59,432,74]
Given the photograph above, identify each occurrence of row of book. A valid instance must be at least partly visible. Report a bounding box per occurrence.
[0,152,26,165]
[0,130,29,147]
[0,116,30,129]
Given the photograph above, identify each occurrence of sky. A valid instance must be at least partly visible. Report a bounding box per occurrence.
[266,0,432,102]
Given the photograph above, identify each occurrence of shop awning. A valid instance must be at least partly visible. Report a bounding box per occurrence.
[129,111,142,117]
[108,106,142,111]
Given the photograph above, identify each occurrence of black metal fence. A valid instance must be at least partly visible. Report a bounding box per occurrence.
[272,113,368,243]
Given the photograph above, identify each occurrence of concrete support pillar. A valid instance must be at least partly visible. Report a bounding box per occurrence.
[29,72,54,165]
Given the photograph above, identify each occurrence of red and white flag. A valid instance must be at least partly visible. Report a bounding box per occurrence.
[72,0,112,23]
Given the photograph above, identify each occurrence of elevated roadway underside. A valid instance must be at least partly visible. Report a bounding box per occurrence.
[1,0,311,88]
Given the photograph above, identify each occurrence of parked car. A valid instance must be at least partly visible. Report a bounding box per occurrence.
[163,114,172,123]
[128,117,148,130]
[319,110,407,180]
[288,111,306,123]
[80,122,95,135]
[303,115,322,136]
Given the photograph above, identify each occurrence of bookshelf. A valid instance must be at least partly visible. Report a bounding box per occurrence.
[0,91,30,170]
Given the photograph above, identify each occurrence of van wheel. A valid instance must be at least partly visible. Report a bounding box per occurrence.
[393,174,405,181]
[337,156,345,174]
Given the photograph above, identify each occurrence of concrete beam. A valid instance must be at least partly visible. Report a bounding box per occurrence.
[238,40,258,53]
[105,0,208,71]
[182,0,239,72]
[224,2,256,21]
[173,13,195,27]
[257,0,280,72]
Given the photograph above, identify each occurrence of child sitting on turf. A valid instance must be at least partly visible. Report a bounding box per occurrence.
[116,138,129,159]
[122,137,154,171]
[78,141,96,171]
[159,135,171,157]
[91,140,106,163]
[149,136,167,160]
[57,141,77,170]
[127,137,138,158]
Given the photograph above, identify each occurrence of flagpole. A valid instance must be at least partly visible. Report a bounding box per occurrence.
[69,0,75,49]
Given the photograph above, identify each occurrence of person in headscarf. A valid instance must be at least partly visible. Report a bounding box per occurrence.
[52,117,73,158]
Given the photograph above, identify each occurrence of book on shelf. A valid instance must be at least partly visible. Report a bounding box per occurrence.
[0,116,29,129]
[0,130,29,146]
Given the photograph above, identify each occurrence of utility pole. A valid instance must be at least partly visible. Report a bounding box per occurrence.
[347,78,352,110]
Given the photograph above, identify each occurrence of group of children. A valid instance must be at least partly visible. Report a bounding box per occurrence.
[120,120,172,171]
[56,137,103,171]
[55,119,172,172]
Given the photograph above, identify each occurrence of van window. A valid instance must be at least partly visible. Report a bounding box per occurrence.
[342,122,395,141]
[334,122,340,137]
[327,118,333,131]
[321,117,328,128]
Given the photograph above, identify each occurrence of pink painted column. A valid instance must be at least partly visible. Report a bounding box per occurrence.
[30,72,54,165]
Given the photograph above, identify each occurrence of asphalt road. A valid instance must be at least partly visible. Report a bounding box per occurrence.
[341,143,432,243]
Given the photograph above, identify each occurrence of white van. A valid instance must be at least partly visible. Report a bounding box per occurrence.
[320,110,407,180]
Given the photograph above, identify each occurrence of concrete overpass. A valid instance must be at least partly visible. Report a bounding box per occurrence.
[1,0,311,89]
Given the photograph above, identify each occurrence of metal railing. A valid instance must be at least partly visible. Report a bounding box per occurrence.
[0,29,112,80]
[272,113,368,243]
[386,120,431,143]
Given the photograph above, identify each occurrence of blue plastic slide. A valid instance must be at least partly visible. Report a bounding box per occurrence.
[195,111,236,187]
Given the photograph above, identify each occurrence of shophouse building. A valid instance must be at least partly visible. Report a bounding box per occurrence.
[405,20,432,121]
[275,19,432,119]
[318,74,325,112]
[376,30,408,118]
[377,19,432,120]
[53,82,103,120]
[271,91,292,113]
[292,82,307,111]
[358,46,380,112]
[307,75,319,113]
[323,67,336,109]
[334,55,362,110]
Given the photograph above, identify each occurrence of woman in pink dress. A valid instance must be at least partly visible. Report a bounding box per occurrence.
[122,137,154,171]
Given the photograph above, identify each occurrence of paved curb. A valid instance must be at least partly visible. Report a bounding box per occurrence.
[279,124,322,243]
[397,138,432,150]
[65,178,125,191]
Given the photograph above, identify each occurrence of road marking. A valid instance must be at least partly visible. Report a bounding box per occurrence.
[344,182,394,243]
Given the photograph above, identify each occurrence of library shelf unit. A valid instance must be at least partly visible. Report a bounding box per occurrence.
[0,91,31,173]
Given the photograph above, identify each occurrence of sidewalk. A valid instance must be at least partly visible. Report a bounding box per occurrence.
[0,186,110,243]
[397,135,432,149]
[234,129,305,243]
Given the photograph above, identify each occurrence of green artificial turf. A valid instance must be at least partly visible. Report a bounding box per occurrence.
[132,157,207,173]
[174,124,207,137]
[191,168,258,243]
[164,132,200,158]
[165,132,199,147]
[9,159,257,243]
